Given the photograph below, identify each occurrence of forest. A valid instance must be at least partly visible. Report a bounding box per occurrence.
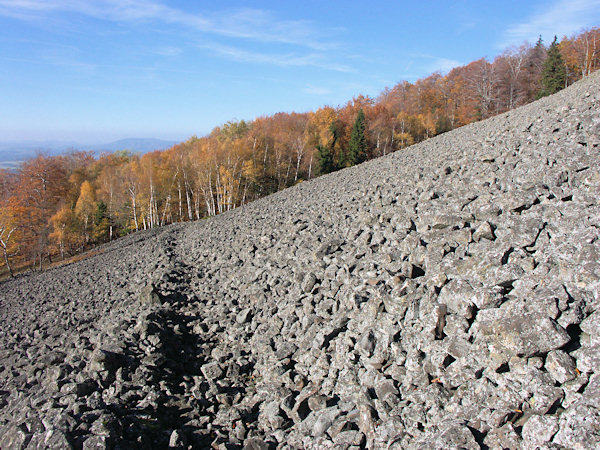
[1,28,599,277]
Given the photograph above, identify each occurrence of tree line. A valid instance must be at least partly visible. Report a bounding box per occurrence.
[1,28,598,277]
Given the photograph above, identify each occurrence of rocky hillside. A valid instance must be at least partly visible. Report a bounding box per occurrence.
[1,72,599,449]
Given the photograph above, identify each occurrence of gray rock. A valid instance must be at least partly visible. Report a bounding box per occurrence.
[260,400,286,431]
[545,350,577,384]
[82,435,108,450]
[139,284,162,305]
[0,424,30,450]
[522,414,559,446]
[476,311,570,358]
[553,402,600,448]
[483,424,522,449]
[236,308,252,324]
[580,310,600,346]
[201,361,224,380]
[42,429,73,449]
[302,272,317,293]
[356,330,376,358]
[573,345,600,373]
[243,437,270,450]
[416,422,480,449]
[168,429,186,448]
[312,406,341,437]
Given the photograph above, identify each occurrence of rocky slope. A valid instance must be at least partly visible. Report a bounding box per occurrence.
[1,72,599,449]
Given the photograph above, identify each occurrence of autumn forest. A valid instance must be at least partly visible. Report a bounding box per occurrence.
[1,28,599,277]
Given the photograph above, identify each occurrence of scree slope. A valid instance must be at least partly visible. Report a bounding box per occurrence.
[1,72,599,449]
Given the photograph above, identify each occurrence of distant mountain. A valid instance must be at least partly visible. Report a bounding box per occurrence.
[0,138,179,169]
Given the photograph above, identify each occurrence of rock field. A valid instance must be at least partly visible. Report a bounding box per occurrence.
[1,72,600,449]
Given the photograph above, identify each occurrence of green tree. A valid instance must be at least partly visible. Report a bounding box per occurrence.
[348,109,367,166]
[93,201,110,243]
[329,121,345,169]
[538,36,566,98]
[435,115,452,135]
[316,145,335,175]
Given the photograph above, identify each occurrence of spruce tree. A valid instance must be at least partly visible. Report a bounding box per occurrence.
[316,144,335,175]
[329,121,345,169]
[538,36,566,98]
[348,109,367,166]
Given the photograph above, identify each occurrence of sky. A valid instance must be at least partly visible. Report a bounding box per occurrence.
[0,0,599,144]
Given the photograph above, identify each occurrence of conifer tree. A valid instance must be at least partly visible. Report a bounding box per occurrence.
[329,121,345,169]
[348,109,367,166]
[538,36,566,98]
[316,145,335,175]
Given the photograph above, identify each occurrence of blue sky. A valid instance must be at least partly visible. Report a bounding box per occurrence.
[0,0,599,143]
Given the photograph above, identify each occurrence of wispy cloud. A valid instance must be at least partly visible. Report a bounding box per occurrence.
[0,0,337,50]
[412,54,461,75]
[304,84,331,96]
[502,0,600,47]
[155,46,182,57]
[198,42,352,72]
[0,0,349,72]
[427,57,462,74]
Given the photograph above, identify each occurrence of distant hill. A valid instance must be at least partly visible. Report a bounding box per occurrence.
[0,138,179,169]
[86,138,179,153]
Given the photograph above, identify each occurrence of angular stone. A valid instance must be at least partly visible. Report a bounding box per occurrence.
[0,424,30,450]
[307,395,328,412]
[522,414,559,445]
[580,310,600,346]
[437,279,476,319]
[553,402,600,448]
[243,437,269,450]
[302,272,317,293]
[473,221,495,241]
[375,379,399,404]
[139,284,162,305]
[236,308,252,324]
[476,311,571,357]
[483,423,522,449]
[545,350,577,384]
[312,406,341,437]
[168,429,186,448]
[356,330,376,358]
[573,345,600,373]
[333,430,365,447]
[83,435,108,450]
[201,361,224,380]
[417,423,479,449]
[43,429,73,449]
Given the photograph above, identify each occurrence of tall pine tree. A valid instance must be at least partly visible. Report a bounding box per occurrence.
[329,121,345,169]
[316,144,335,175]
[348,109,367,166]
[538,36,566,98]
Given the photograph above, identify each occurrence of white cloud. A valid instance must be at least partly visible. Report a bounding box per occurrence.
[155,46,182,57]
[502,0,600,47]
[428,57,462,74]
[411,54,462,76]
[0,0,335,50]
[198,42,352,72]
[0,0,350,72]
[304,84,331,96]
